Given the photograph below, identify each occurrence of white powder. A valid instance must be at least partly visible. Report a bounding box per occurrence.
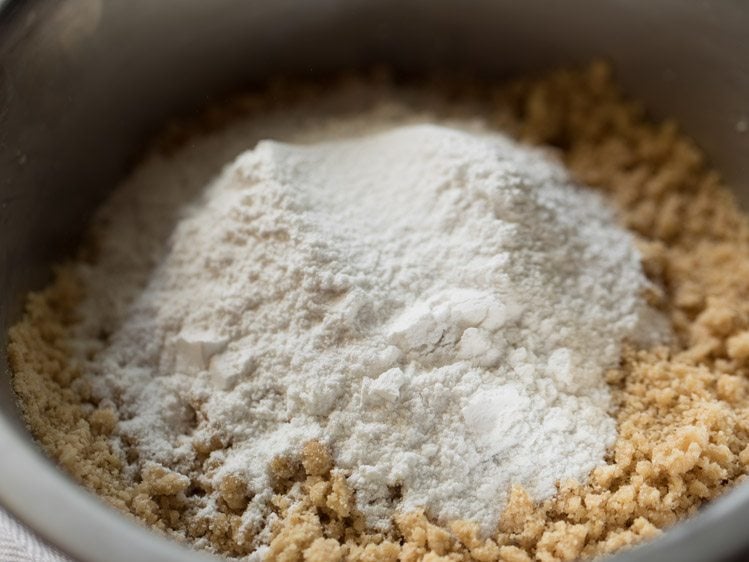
[73,108,668,540]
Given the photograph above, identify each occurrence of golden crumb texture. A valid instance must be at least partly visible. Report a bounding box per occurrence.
[9,62,749,562]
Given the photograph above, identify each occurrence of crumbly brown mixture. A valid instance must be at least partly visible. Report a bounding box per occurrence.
[9,62,749,561]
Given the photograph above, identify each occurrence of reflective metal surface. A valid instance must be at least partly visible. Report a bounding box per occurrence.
[0,1,748,560]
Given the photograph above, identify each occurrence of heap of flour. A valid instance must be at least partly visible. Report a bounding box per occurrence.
[75,121,668,536]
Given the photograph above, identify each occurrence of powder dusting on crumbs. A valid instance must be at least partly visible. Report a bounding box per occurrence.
[70,118,665,537]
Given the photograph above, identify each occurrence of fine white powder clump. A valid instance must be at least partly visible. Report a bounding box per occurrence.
[74,119,668,537]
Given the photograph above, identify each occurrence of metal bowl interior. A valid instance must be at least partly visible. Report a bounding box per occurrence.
[1,1,748,561]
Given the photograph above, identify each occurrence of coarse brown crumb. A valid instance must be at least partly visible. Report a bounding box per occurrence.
[9,62,749,561]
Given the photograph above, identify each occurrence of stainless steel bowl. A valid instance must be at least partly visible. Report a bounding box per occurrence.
[1,1,748,560]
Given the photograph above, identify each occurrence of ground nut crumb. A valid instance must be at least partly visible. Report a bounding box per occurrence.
[303,538,344,562]
[10,62,749,561]
[301,442,332,477]
[727,331,749,361]
[499,546,532,562]
[88,407,118,435]
[326,473,354,519]
[219,473,251,511]
[141,462,190,496]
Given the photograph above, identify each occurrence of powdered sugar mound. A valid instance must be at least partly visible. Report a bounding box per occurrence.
[75,122,668,536]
